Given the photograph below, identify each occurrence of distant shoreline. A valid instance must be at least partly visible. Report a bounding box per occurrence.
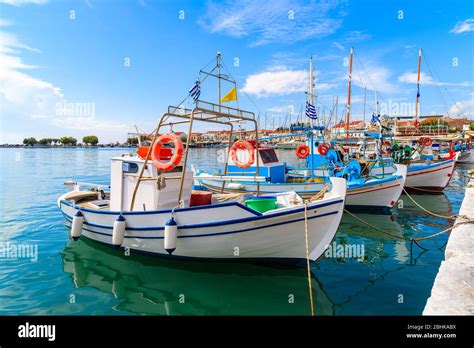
[0,144,137,149]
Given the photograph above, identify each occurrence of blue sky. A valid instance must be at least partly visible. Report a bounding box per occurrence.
[0,0,473,143]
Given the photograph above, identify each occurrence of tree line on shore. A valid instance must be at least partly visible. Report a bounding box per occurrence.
[23,135,99,146]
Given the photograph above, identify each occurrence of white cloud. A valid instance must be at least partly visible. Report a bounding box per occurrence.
[199,0,347,46]
[448,98,474,118]
[0,31,63,116]
[352,64,395,93]
[0,0,48,6]
[0,29,127,142]
[241,66,337,97]
[449,18,474,34]
[398,71,472,87]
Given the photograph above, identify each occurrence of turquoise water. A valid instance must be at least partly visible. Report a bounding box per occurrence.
[0,148,470,315]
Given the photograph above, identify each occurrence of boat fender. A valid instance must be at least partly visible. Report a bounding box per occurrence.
[112,215,126,247]
[164,217,178,255]
[71,211,84,241]
[228,183,244,190]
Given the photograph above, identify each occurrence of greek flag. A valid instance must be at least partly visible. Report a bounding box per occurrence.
[189,79,201,102]
[371,113,381,126]
[305,101,317,119]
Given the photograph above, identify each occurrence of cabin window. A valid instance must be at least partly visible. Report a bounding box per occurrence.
[259,149,279,164]
[122,162,139,173]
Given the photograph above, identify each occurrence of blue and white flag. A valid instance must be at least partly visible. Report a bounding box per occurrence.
[305,101,317,119]
[189,79,201,102]
[371,113,381,126]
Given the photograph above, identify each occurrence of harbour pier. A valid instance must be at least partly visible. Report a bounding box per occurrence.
[423,177,474,315]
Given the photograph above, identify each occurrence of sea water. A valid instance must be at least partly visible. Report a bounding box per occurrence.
[0,148,470,315]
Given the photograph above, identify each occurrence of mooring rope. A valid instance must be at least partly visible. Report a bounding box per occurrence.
[344,208,474,251]
[303,202,315,316]
[395,178,469,220]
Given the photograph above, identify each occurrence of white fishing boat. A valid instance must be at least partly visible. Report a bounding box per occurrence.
[57,53,347,263]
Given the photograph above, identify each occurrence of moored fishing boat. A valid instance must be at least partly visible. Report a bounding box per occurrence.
[57,53,347,263]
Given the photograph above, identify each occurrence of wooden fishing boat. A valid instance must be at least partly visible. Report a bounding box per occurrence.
[57,53,347,263]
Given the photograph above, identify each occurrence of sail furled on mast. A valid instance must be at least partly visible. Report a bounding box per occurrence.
[189,79,201,102]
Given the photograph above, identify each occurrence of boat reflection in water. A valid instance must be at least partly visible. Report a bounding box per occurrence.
[61,238,335,315]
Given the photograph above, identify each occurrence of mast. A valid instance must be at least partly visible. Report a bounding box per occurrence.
[345,47,354,139]
[415,48,422,120]
[374,90,379,115]
[217,51,221,113]
[363,87,367,126]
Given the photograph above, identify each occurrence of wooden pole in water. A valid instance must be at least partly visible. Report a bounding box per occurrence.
[346,48,354,140]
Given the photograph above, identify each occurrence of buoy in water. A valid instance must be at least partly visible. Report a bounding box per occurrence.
[164,217,178,255]
[112,215,126,247]
[71,211,84,241]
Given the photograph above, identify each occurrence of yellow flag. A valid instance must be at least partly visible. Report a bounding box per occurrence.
[221,86,237,102]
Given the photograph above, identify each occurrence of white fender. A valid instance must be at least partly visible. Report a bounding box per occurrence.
[71,211,84,241]
[228,183,244,190]
[164,217,178,255]
[112,215,126,247]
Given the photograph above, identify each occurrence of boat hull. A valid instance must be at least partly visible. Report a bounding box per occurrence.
[405,159,455,192]
[59,187,346,262]
[345,164,406,209]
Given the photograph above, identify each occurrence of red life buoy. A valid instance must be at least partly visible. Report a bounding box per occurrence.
[447,150,457,160]
[421,137,433,147]
[382,141,391,155]
[151,134,184,171]
[318,144,329,156]
[230,140,255,169]
[296,144,310,159]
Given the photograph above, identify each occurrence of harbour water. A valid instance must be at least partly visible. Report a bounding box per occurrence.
[0,148,471,315]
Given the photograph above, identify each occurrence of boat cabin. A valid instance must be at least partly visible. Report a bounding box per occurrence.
[110,154,194,212]
[227,144,286,183]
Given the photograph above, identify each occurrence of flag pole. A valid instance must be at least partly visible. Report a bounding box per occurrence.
[345,47,354,140]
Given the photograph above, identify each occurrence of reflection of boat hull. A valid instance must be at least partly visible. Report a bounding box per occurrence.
[61,238,335,315]
[405,159,456,192]
[456,151,472,164]
[59,181,346,262]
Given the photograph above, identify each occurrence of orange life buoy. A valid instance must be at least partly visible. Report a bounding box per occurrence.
[151,133,184,171]
[230,140,255,169]
[421,137,433,147]
[296,144,310,159]
[318,144,329,156]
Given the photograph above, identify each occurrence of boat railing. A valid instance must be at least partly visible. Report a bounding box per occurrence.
[395,125,449,135]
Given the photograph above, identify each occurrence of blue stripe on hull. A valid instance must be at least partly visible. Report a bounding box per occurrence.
[63,209,339,239]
